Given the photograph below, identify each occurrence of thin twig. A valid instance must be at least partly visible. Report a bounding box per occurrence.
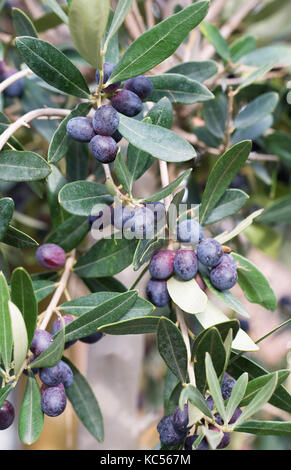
[132,1,146,33]
[201,0,260,60]
[206,0,228,22]
[176,307,196,387]
[0,69,33,94]
[145,0,155,29]
[0,108,71,151]
[124,11,142,40]
[159,160,171,210]
[248,153,279,162]
[225,86,234,150]
[39,250,76,331]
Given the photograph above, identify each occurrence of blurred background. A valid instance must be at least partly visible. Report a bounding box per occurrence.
[0,0,291,450]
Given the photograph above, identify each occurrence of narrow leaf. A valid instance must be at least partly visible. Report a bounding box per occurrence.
[18,374,44,445]
[205,353,227,423]
[0,150,51,182]
[16,37,90,98]
[200,141,251,224]
[69,0,110,69]
[233,373,278,427]
[167,276,207,314]
[118,114,196,163]
[232,253,277,311]
[11,268,37,348]
[0,197,14,241]
[108,1,209,84]
[8,301,28,374]
[74,237,137,278]
[64,291,138,342]
[157,317,188,384]
[0,273,13,371]
[64,358,104,442]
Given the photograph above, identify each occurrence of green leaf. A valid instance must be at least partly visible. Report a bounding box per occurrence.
[258,195,291,224]
[265,131,291,164]
[43,0,69,24]
[195,328,226,393]
[66,140,89,182]
[235,420,291,437]
[236,62,275,93]
[48,102,92,163]
[143,169,191,202]
[215,208,263,245]
[192,320,240,359]
[203,189,249,225]
[46,215,89,252]
[232,253,277,311]
[11,268,37,348]
[30,329,65,368]
[108,1,209,84]
[64,291,138,342]
[202,92,228,138]
[82,276,126,294]
[232,114,273,145]
[63,358,104,442]
[18,374,44,445]
[118,114,196,163]
[8,301,28,374]
[226,373,248,423]
[133,238,167,271]
[16,37,90,98]
[0,150,51,182]
[12,8,38,37]
[233,373,278,428]
[2,226,38,249]
[166,60,218,82]
[179,384,213,419]
[100,316,160,335]
[32,280,57,302]
[228,353,291,414]
[241,45,291,67]
[201,273,250,318]
[0,197,14,241]
[167,276,207,314]
[195,301,258,352]
[0,273,13,371]
[205,353,226,423]
[127,98,173,184]
[58,181,112,216]
[69,0,110,69]
[104,0,134,48]
[0,384,13,408]
[199,141,251,224]
[148,74,213,104]
[74,237,137,278]
[114,152,132,195]
[234,92,278,129]
[34,9,68,33]
[60,291,153,318]
[240,371,290,407]
[157,317,187,384]
[229,36,256,63]
[101,9,119,64]
[200,22,230,61]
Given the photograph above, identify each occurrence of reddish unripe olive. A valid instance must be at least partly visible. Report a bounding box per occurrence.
[36,244,66,270]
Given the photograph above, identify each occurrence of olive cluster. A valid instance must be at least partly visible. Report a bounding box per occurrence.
[146,218,238,308]
[158,376,241,449]
[66,62,152,164]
